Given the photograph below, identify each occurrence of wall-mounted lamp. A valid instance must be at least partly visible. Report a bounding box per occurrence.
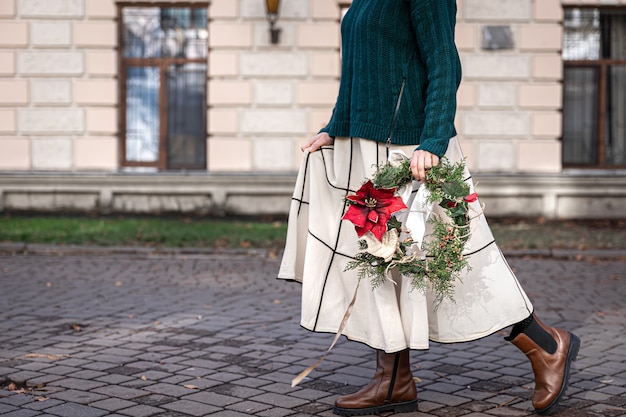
[264,0,281,44]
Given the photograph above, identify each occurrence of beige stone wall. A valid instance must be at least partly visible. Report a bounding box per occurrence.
[0,0,118,171]
[1,0,625,175]
[207,0,340,172]
[455,0,563,173]
[456,0,626,173]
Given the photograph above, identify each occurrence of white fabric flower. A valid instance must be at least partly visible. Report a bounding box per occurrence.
[361,228,400,262]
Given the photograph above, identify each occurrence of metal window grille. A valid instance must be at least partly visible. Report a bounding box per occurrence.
[562,8,626,168]
[119,4,208,170]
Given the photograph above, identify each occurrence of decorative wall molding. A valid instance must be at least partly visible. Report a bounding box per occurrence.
[1,172,625,219]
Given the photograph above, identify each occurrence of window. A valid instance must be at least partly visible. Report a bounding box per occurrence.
[562,8,626,168]
[119,4,208,170]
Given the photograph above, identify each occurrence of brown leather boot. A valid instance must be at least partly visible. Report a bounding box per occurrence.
[509,315,580,414]
[333,349,417,416]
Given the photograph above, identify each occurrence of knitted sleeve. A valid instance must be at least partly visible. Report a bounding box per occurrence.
[410,0,462,157]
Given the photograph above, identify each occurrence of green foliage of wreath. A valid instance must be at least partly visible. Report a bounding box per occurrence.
[345,157,475,303]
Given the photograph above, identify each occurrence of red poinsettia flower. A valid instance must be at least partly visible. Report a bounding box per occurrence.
[446,201,458,208]
[464,193,478,203]
[343,180,407,241]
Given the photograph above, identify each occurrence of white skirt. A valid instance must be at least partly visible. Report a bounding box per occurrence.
[278,137,533,352]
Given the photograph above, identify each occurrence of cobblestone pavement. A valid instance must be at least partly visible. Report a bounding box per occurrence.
[0,251,624,417]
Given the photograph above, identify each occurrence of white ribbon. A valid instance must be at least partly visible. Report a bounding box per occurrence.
[387,149,436,251]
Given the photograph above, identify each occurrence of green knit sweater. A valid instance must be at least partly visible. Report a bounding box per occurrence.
[320,0,461,157]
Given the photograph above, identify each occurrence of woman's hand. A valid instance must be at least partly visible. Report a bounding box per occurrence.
[411,149,440,183]
[301,132,334,152]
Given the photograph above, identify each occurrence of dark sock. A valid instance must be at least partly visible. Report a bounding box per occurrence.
[506,315,533,340]
[506,315,558,354]
[524,319,558,354]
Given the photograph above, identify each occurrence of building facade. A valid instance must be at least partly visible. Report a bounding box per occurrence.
[0,0,625,218]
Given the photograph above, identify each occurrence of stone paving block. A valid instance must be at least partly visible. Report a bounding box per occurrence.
[91,385,149,400]
[0,410,41,417]
[208,411,256,417]
[132,394,176,408]
[89,398,137,412]
[459,400,498,414]
[116,404,164,417]
[209,383,264,398]
[481,406,529,416]
[255,407,298,417]
[293,401,333,414]
[7,372,44,383]
[182,391,241,407]
[204,371,243,383]
[105,366,145,376]
[219,361,268,375]
[43,366,82,376]
[0,403,17,413]
[141,383,193,398]
[416,400,445,413]
[130,370,171,381]
[22,398,64,411]
[226,400,274,414]
[176,367,215,378]
[462,369,502,380]
[78,362,118,371]
[54,358,92,368]
[425,381,465,394]
[497,366,532,378]
[175,378,220,390]
[99,347,142,357]
[171,350,207,359]
[258,382,299,395]
[158,356,189,366]
[416,390,472,407]
[484,393,521,406]
[573,379,607,391]
[572,390,614,402]
[23,374,65,387]
[85,339,126,348]
[248,392,310,408]
[161,399,219,416]
[48,377,107,391]
[440,374,478,387]
[91,354,138,365]
[157,376,191,385]
[230,377,273,389]
[94,374,135,385]
[120,379,155,389]
[598,385,626,396]
[320,372,371,388]
[178,359,227,371]
[134,353,170,363]
[0,395,39,407]
[49,389,108,405]
[44,402,108,417]
[464,361,503,372]
[14,363,54,373]
[123,343,153,351]
[92,415,127,417]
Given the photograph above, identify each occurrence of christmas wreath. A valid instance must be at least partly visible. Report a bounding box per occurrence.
[342,155,477,302]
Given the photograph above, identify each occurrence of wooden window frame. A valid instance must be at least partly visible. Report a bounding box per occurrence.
[563,6,626,169]
[117,2,209,171]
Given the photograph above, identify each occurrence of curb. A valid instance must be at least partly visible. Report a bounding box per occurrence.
[502,248,626,260]
[0,242,270,258]
[1,242,625,260]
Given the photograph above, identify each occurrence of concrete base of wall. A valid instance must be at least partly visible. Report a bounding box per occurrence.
[1,172,625,219]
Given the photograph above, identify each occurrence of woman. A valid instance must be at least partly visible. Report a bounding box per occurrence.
[278,0,579,415]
